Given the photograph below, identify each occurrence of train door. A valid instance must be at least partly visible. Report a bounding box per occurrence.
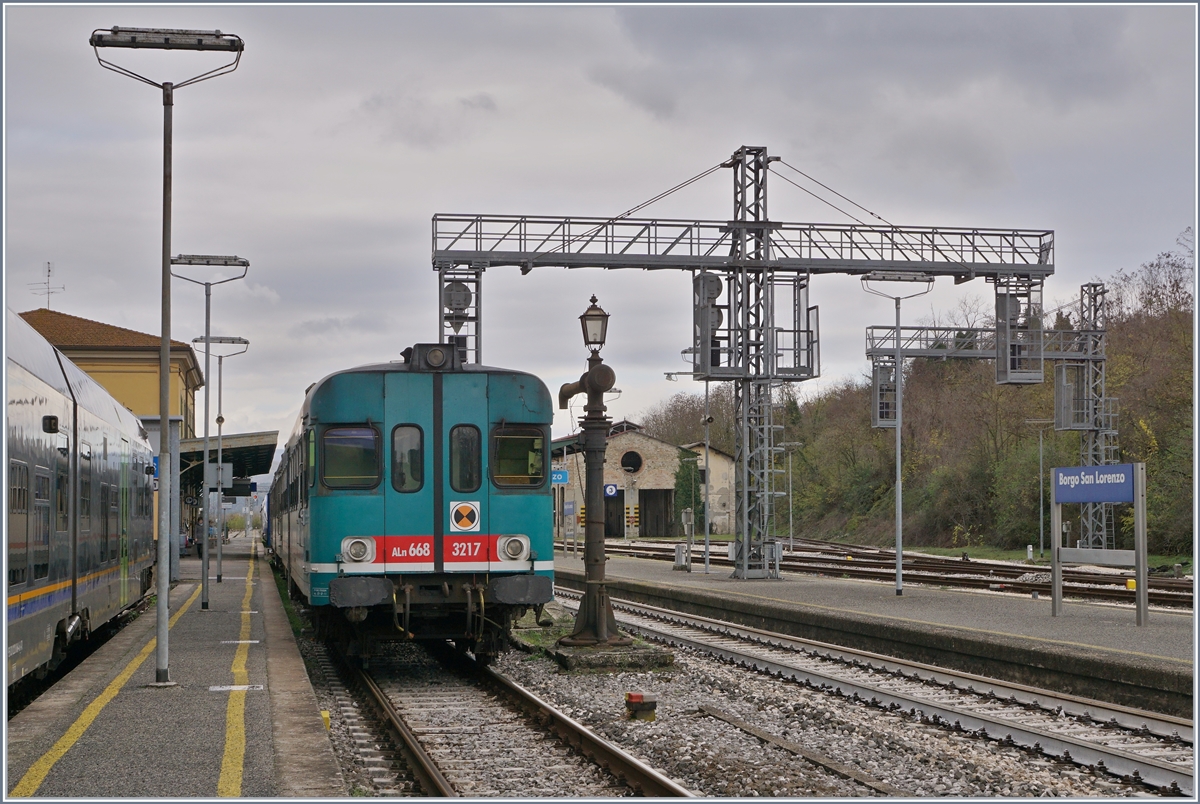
[382,372,434,572]
[79,445,92,579]
[7,461,30,678]
[440,373,489,573]
[119,440,130,607]
[9,461,30,589]
[32,469,51,584]
[54,434,69,585]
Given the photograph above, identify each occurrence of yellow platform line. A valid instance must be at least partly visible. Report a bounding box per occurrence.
[9,585,203,797]
[217,544,257,797]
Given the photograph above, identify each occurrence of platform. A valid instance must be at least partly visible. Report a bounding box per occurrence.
[6,535,343,798]
[554,546,1194,717]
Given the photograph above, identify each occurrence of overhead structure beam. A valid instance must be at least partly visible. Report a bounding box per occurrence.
[433,215,1054,278]
[431,145,1056,581]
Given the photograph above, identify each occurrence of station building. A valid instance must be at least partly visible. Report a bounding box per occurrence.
[551,421,736,540]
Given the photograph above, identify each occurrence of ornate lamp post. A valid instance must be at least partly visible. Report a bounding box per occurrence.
[558,297,631,647]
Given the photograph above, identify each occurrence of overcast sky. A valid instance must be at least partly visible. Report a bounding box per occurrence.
[4,4,1196,479]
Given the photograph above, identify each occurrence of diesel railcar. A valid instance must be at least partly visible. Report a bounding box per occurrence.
[270,343,553,661]
[6,309,156,686]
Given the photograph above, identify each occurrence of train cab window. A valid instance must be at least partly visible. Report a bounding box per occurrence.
[391,426,423,492]
[321,426,380,489]
[8,461,29,585]
[32,471,50,580]
[491,426,546,487]
[448,425,481,493]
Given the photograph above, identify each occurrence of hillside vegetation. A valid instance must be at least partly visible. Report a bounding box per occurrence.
[642,230,1193,556]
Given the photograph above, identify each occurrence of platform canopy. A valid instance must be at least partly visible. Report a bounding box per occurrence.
[179,430,278,489]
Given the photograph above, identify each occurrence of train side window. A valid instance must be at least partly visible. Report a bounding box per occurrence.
[321,426,380,489]
[390,425,423,492]
[32,471,50,580]
[491,426,546,488]
[56,467,69,533]
[448,425,481,493]
[8,461,29,585]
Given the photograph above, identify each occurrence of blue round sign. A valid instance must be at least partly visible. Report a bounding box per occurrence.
[603,483,618,497]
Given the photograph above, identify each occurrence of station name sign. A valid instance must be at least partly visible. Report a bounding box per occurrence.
[1053,464,1134,504]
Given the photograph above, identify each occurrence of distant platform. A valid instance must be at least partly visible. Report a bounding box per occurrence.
[554,547,1193,717]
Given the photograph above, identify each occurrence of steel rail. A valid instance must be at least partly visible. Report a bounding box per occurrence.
[478,663,696,797]
[342,654,459,796]
[557,589,1193,795]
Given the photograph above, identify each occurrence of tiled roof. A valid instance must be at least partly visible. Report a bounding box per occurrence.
[19,308,191,351]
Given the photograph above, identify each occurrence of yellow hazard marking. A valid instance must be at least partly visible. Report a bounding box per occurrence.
[9,584,203,797]
[451,501,480,531]
[217,544,257,797]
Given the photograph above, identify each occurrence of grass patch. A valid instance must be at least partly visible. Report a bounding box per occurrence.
[270,563,306,638]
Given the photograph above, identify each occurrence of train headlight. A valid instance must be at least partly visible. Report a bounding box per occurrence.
[341,537,375,563]
[497,535,530,562]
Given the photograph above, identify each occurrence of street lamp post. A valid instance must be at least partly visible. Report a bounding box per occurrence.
[1026,419,1056,559]
[175,256,248,611]
[558,297,631,648]
[91,26,243,685]
[703,382,713,573]
[862,271,934,596]
[194,337,249,584]
[779,442,802,553]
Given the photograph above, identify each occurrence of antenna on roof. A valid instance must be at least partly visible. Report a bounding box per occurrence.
[29,262,65,309]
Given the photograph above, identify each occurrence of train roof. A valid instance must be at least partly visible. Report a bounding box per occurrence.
[305,352,547,398]
[282,351,551,446]
[7,308,150,441]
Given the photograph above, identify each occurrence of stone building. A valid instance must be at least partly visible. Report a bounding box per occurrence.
[552,421,736,539]
[681,442,735,535]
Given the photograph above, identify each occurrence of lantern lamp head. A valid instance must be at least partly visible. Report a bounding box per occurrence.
[579,295,609,353]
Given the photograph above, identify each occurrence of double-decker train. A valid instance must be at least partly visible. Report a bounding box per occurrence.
[6,309,156,686]
[269,343,553,661]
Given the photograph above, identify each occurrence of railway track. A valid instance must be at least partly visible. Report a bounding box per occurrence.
[600,540,1193,607]
[556,588,1194,796]
[332,640,692,797]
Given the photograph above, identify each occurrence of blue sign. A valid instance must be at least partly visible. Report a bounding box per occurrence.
[1054,464,1135,504]
[564,500,575,515]
[152,456,159,478]
[603,483,618,498]
[551,470,569,485]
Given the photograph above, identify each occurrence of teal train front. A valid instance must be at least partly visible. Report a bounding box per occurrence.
[269,343,553,662]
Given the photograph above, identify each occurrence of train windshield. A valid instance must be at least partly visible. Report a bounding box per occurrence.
[391,425,423,492]
[321,426,380,489]
[491,426,545,487]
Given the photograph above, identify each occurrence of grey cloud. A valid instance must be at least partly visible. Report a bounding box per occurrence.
[588,64,678,120]
[4,5,1193,444]
[357,87,500,149]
